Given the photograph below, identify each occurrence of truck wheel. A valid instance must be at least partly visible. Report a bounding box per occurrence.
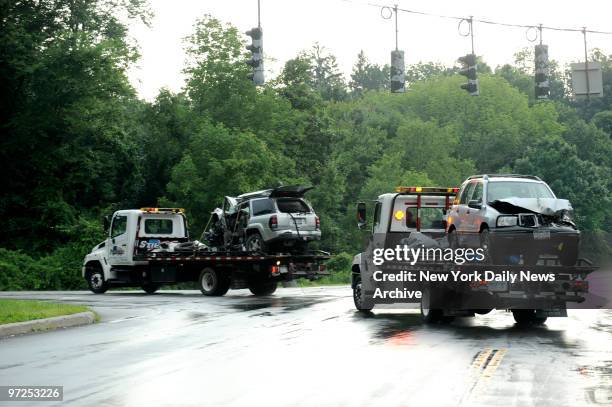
[353,278,373,312]
[480,228,499,264]
[447,229,459,249]
[512,309,536,324]
[420,287,445,323]
[245,232,267,254]
[141,283,160,294]
[249,281,277,296]
[559,243,578,266]
[199,268,230,296]
[532,314,548,325]
[86,263,108,294]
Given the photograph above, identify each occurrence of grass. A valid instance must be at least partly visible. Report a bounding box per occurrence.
[0,299,90,325]
[298,268,351,287]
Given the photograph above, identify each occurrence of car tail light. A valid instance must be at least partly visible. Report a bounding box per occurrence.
[271,265,280,275]
[269,215,278,230]
[315,216,320,230]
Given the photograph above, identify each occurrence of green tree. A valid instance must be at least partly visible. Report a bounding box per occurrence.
[349,50,389,95]
[514,137,610,231]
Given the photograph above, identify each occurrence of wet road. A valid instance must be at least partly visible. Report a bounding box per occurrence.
[0,287,611,407]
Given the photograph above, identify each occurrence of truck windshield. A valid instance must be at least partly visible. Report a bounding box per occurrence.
[487,181,554,202]
[275,198,310,213]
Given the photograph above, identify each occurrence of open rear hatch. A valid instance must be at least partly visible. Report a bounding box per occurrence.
[269,185,314,198]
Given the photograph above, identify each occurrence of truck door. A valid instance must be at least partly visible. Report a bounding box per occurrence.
[455,182,476,245]
[363,201,384,274]
[108,214,129,265]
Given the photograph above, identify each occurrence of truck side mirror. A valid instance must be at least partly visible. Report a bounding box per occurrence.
[468,200,482,210]
[103,216,110,234]
[357,202,367,229]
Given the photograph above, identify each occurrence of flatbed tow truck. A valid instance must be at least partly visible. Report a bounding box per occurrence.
[83,208,329,296]
[351,187,598,324]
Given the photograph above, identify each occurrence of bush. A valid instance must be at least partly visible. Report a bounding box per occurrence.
[299,252,352,286]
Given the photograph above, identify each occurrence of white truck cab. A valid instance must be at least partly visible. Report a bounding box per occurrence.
[82,208,188,293]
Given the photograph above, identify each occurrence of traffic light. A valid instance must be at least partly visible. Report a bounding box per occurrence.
[458,53,479,96]
[534,44,550,99]
[245,27,264,86]
[390,50,405,93]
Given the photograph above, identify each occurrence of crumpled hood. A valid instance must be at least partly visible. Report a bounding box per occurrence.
[489,198,573,216]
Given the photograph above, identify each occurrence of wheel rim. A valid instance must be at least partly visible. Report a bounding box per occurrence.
[248,235,262,252]
[90,272,103,289]
[201,271,216,291]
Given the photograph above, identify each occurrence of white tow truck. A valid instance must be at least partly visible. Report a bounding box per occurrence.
[351,187,597,325]
[82,208,329,295]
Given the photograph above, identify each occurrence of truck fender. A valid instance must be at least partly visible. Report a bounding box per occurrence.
[82,252,111,280]
[351,253,364,289]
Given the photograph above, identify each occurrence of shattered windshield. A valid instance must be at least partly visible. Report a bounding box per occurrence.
[487,181,554,202]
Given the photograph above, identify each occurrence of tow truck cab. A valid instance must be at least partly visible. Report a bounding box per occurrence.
[353,187,458,287]
[356,186,458,249]
[82,208,188,282]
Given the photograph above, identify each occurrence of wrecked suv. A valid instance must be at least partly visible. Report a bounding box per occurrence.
[447,174,579,266]
[207,186,321,254]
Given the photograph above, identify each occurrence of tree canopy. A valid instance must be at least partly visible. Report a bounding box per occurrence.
[1,8,611,289]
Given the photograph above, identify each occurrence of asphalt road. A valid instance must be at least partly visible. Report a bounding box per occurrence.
[0,287,611,407]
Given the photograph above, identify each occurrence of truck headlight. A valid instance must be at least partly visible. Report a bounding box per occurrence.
[497,215,518,227]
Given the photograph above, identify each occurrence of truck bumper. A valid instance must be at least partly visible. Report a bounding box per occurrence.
[488,227,579,257]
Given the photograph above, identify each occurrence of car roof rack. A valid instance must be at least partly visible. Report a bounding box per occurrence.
[466,174,542,181]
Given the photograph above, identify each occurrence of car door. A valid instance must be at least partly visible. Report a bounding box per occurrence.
[108,214,129,265]
[463,181,484,247]
[455,182,476,245]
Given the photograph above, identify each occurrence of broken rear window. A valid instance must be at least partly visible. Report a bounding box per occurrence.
[275,199,311,214]
[145,219,174,234]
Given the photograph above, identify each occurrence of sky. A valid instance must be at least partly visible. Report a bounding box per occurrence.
[127,0,612,100]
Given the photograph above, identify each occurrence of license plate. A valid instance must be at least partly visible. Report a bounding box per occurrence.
[533,230,550,240]
[294,218,305,225]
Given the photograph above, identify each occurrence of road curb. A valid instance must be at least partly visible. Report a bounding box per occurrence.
[0,311,96,338]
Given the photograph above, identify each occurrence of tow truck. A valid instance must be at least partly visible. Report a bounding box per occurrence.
[82,208,329,295]
[351,187,598,324]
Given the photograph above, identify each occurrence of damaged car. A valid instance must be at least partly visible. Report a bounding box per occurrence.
[447,174,579,265]
[205,185,321,254]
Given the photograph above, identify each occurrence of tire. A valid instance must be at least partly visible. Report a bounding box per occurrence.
[199,268,230,296]
[480,228,498,264]
[353,277,373,313]
[532,315,548,325]
[512,309,533,324]
[447,228,459,249]
[245,232,267,254]
[86,263,108,294]
[249,281,278,296]
[559,242,578,266]
[141,283,160,294]
[420,286,445,323]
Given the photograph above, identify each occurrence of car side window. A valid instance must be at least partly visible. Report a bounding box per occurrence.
[251,199,275,216]
[372,202,382,232]
[110,215,127,238]
[470,182,483,203]
[459,182,475,205]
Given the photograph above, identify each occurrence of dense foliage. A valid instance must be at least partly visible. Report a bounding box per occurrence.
[1,4,611,289]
